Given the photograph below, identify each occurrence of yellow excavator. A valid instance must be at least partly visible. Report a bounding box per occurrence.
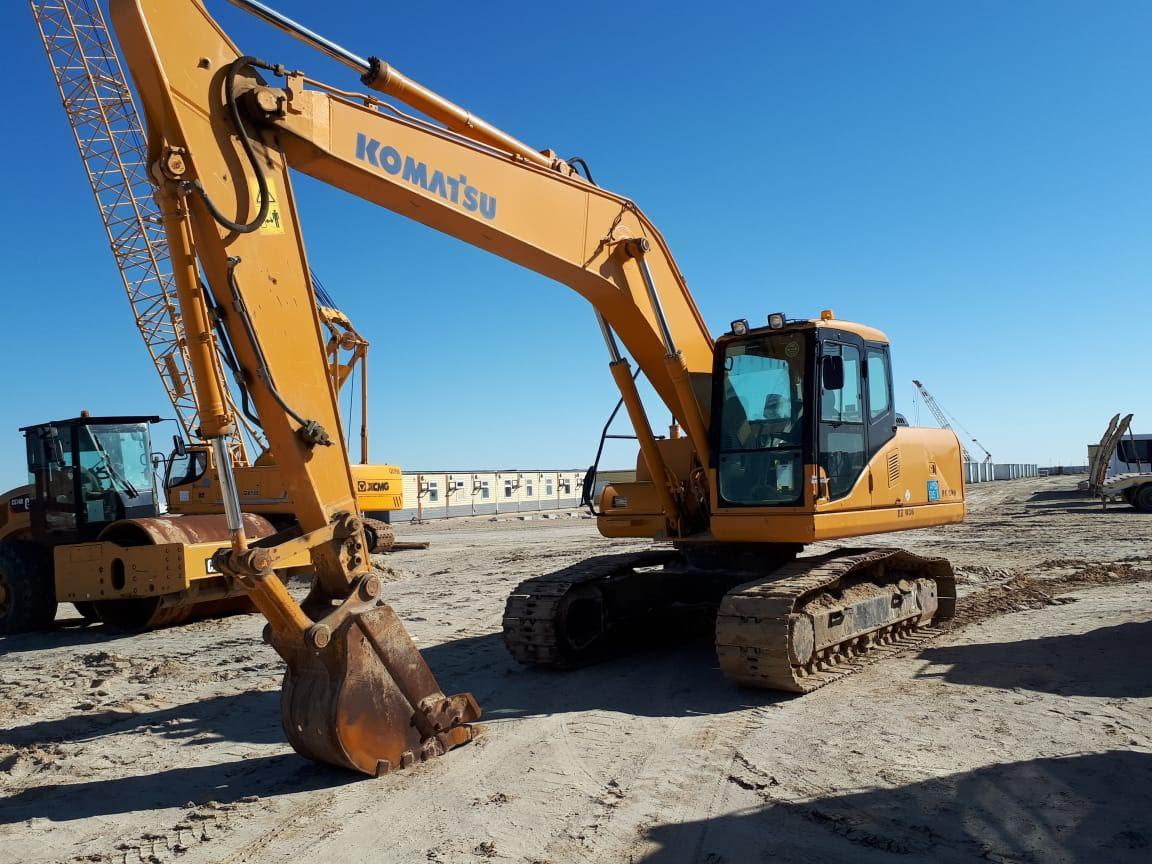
[17,0,965,775]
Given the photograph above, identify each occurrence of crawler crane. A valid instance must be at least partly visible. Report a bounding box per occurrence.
[22,0,966,775]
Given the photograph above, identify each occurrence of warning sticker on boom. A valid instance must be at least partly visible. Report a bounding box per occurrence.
[255,177,284,235]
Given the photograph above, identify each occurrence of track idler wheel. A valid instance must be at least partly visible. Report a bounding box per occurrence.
[363,518,396,554]
[277,572,480,776]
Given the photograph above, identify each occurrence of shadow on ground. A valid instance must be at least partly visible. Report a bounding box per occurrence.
[0,620,140,656]
[1023,501,1142,514]
[0,622,777,824]
[3,621,772,756]
[0,753,354,824]
[1027,489,1090,502]
[1022,488,1143,515]
[0,690,283,751]
[422,624,787,723]
[916,618,1152,697]
[637,751,1152,864]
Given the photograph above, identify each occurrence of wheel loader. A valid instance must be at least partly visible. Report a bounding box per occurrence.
[10,0,966,775]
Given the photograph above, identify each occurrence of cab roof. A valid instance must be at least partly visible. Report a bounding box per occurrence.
[810,318,889,344]
[721,316,890,344]
[19,415,162,433]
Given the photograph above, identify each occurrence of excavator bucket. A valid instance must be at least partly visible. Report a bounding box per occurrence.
[275,572,480,776]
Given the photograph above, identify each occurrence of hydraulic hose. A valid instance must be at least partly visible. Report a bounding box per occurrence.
[225,257,332,448]
[184,55,275,234]
[200,279,264,432]
[566,156,597,186]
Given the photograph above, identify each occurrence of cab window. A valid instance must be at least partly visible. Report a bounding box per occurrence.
[717,333,807,506]
[819,343,866,500]
[166,448,208,489]
[866,348,891,419]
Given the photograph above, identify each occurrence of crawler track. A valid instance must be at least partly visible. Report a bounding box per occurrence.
[502,550,680,667]
[363,518,396,553]
[504,547,956,694]
[715,548,956,692]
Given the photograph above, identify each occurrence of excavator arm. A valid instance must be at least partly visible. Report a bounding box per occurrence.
[110,0,479,775]
[261,71,725,529]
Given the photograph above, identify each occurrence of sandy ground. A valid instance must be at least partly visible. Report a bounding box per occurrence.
[1,475,1149,864]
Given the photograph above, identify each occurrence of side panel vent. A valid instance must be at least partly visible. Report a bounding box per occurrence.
[887,451,901,486]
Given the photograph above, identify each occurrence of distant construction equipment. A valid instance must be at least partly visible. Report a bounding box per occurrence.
[912,379,992,464]
[1083,413,1151,512]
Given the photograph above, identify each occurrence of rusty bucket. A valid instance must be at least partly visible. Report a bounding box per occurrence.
[275,571,480,775]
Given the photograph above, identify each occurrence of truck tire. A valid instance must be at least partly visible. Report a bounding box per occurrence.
[0,540,57,634]
[1132,484,1152,513]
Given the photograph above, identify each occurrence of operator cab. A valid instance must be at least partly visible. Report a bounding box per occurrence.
[21,415,161,545]
[164,438,209,492]
[711,312,896,508]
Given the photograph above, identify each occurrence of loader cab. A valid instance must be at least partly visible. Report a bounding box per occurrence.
[712,314,896,508]
[21,415,161,545]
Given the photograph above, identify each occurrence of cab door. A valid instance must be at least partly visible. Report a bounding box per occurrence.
[862,342,899,507]
[817,335,867,503]
[27,425,81,544]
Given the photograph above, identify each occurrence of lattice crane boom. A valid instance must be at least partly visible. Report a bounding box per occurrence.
[912,379,985,464]
[28,0,259,461]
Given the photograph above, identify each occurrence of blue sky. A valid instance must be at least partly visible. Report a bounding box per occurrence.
[0,0,1148,488]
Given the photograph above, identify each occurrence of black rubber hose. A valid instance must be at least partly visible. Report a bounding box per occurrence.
[225,258,330,448]
[200,279,264,431]
[566,156,597,186]
[185,55,274,234]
